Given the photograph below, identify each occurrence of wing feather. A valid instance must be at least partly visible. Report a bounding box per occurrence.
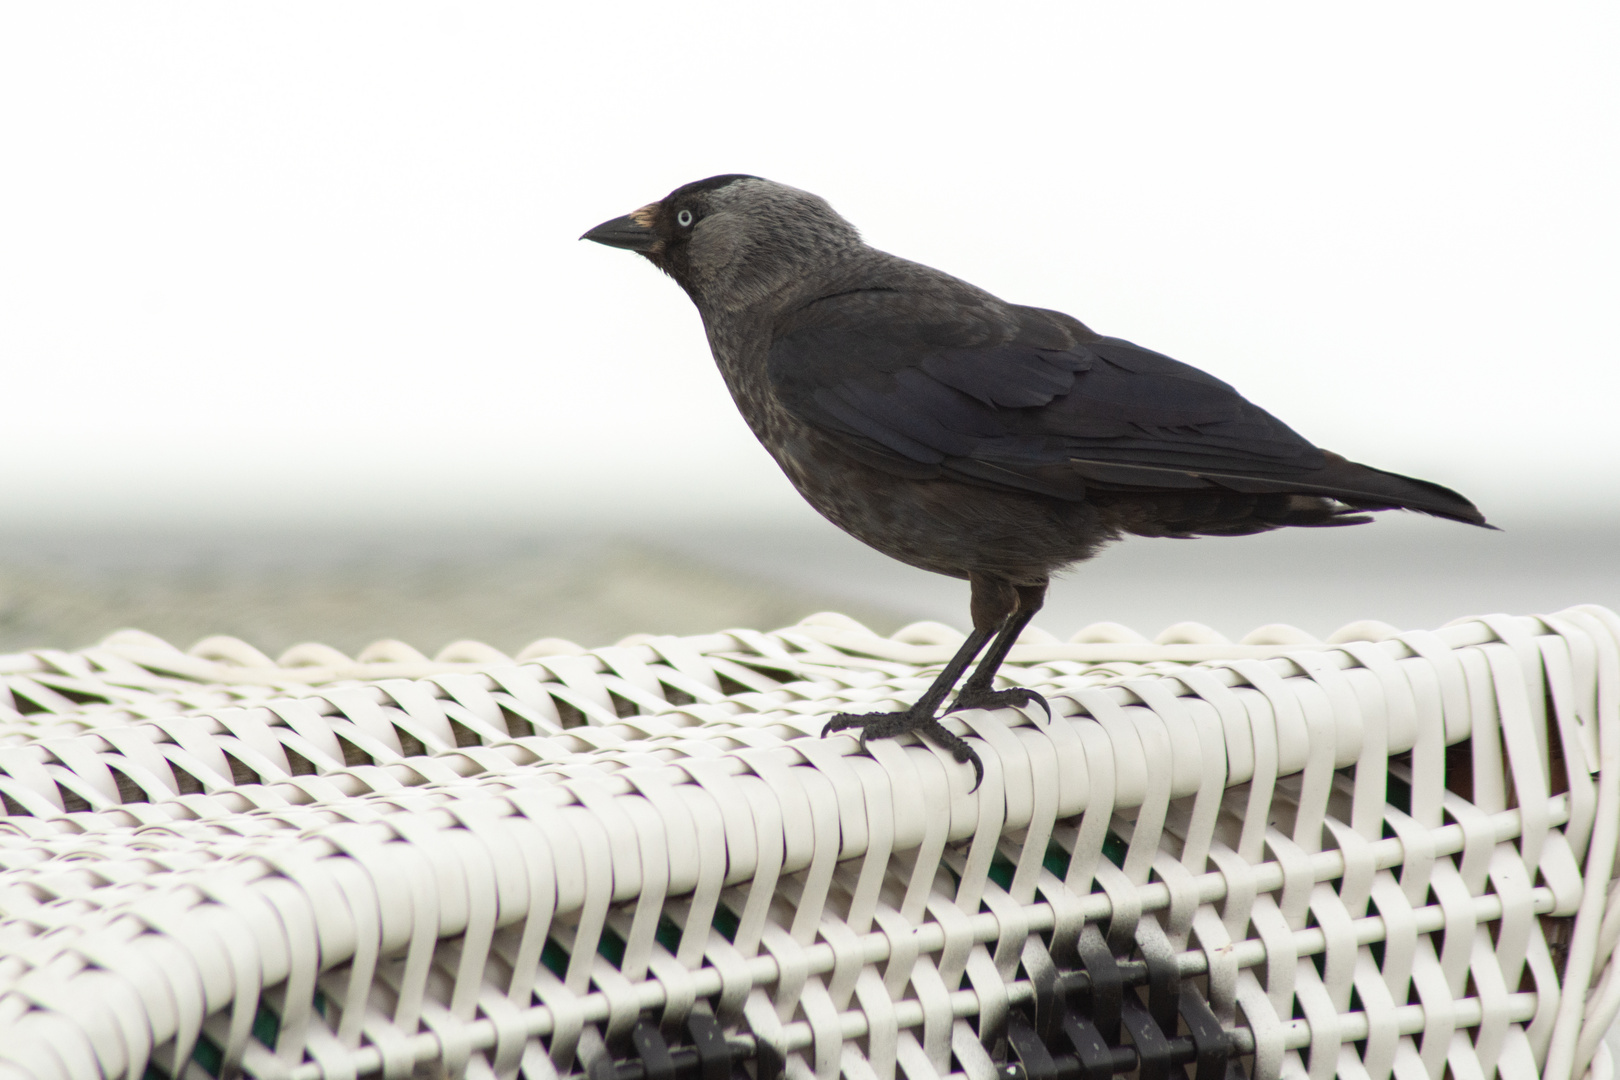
[766,287,1486,525]
[769,289,1323,494]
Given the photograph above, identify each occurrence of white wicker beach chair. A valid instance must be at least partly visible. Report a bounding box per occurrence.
[0,606,1616,1080]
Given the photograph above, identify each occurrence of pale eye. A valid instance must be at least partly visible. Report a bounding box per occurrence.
[676,209,694,227]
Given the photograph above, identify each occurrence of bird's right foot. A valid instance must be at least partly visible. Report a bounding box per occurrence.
[822,705,986,789]
[949,684,1051,722]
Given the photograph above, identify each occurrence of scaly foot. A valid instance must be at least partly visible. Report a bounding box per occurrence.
[823,704,986,789]
[948,685,1051,722]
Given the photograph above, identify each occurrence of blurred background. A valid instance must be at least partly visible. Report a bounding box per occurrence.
[1,3,1616,658]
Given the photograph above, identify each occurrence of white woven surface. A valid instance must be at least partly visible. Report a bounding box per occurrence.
[1,607,1617,1080]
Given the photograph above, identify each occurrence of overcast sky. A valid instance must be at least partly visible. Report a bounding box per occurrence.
[1,3,1615,529]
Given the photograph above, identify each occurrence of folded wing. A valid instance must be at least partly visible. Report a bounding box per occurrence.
[767,289,1485,525]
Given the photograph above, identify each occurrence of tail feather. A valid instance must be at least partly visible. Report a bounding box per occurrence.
[1309,451,1491,528]
[1090,450,1491,540]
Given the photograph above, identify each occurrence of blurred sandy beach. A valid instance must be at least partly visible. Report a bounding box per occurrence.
[2,512,1613,659]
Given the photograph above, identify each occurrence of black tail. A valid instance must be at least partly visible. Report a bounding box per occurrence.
[1301,451,1491,528]
[1090,450,1491,539]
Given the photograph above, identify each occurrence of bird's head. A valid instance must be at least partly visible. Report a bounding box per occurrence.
[582,175,862,312]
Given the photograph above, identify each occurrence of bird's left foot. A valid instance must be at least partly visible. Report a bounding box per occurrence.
[822,704,986,788]
[948,685,1051,722]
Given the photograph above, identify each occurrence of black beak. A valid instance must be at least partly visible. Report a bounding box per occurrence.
[581,213,659,252]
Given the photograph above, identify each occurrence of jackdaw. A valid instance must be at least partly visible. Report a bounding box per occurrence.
[583,175,1488,786]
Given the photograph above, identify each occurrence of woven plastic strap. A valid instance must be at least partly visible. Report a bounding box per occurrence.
[0,606,1617,1080]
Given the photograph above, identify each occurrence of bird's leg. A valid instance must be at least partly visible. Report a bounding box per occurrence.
[822,574,1023,788]
[948,581,1051,721]
[822,622,995,764]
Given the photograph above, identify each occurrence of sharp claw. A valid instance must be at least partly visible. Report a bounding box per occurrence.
[946,737,985,791]
[823,713,862,736]
[819,703,994,793]
[945,686,1051,724]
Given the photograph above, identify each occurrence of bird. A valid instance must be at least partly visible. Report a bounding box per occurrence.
[582,175,1489,787]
